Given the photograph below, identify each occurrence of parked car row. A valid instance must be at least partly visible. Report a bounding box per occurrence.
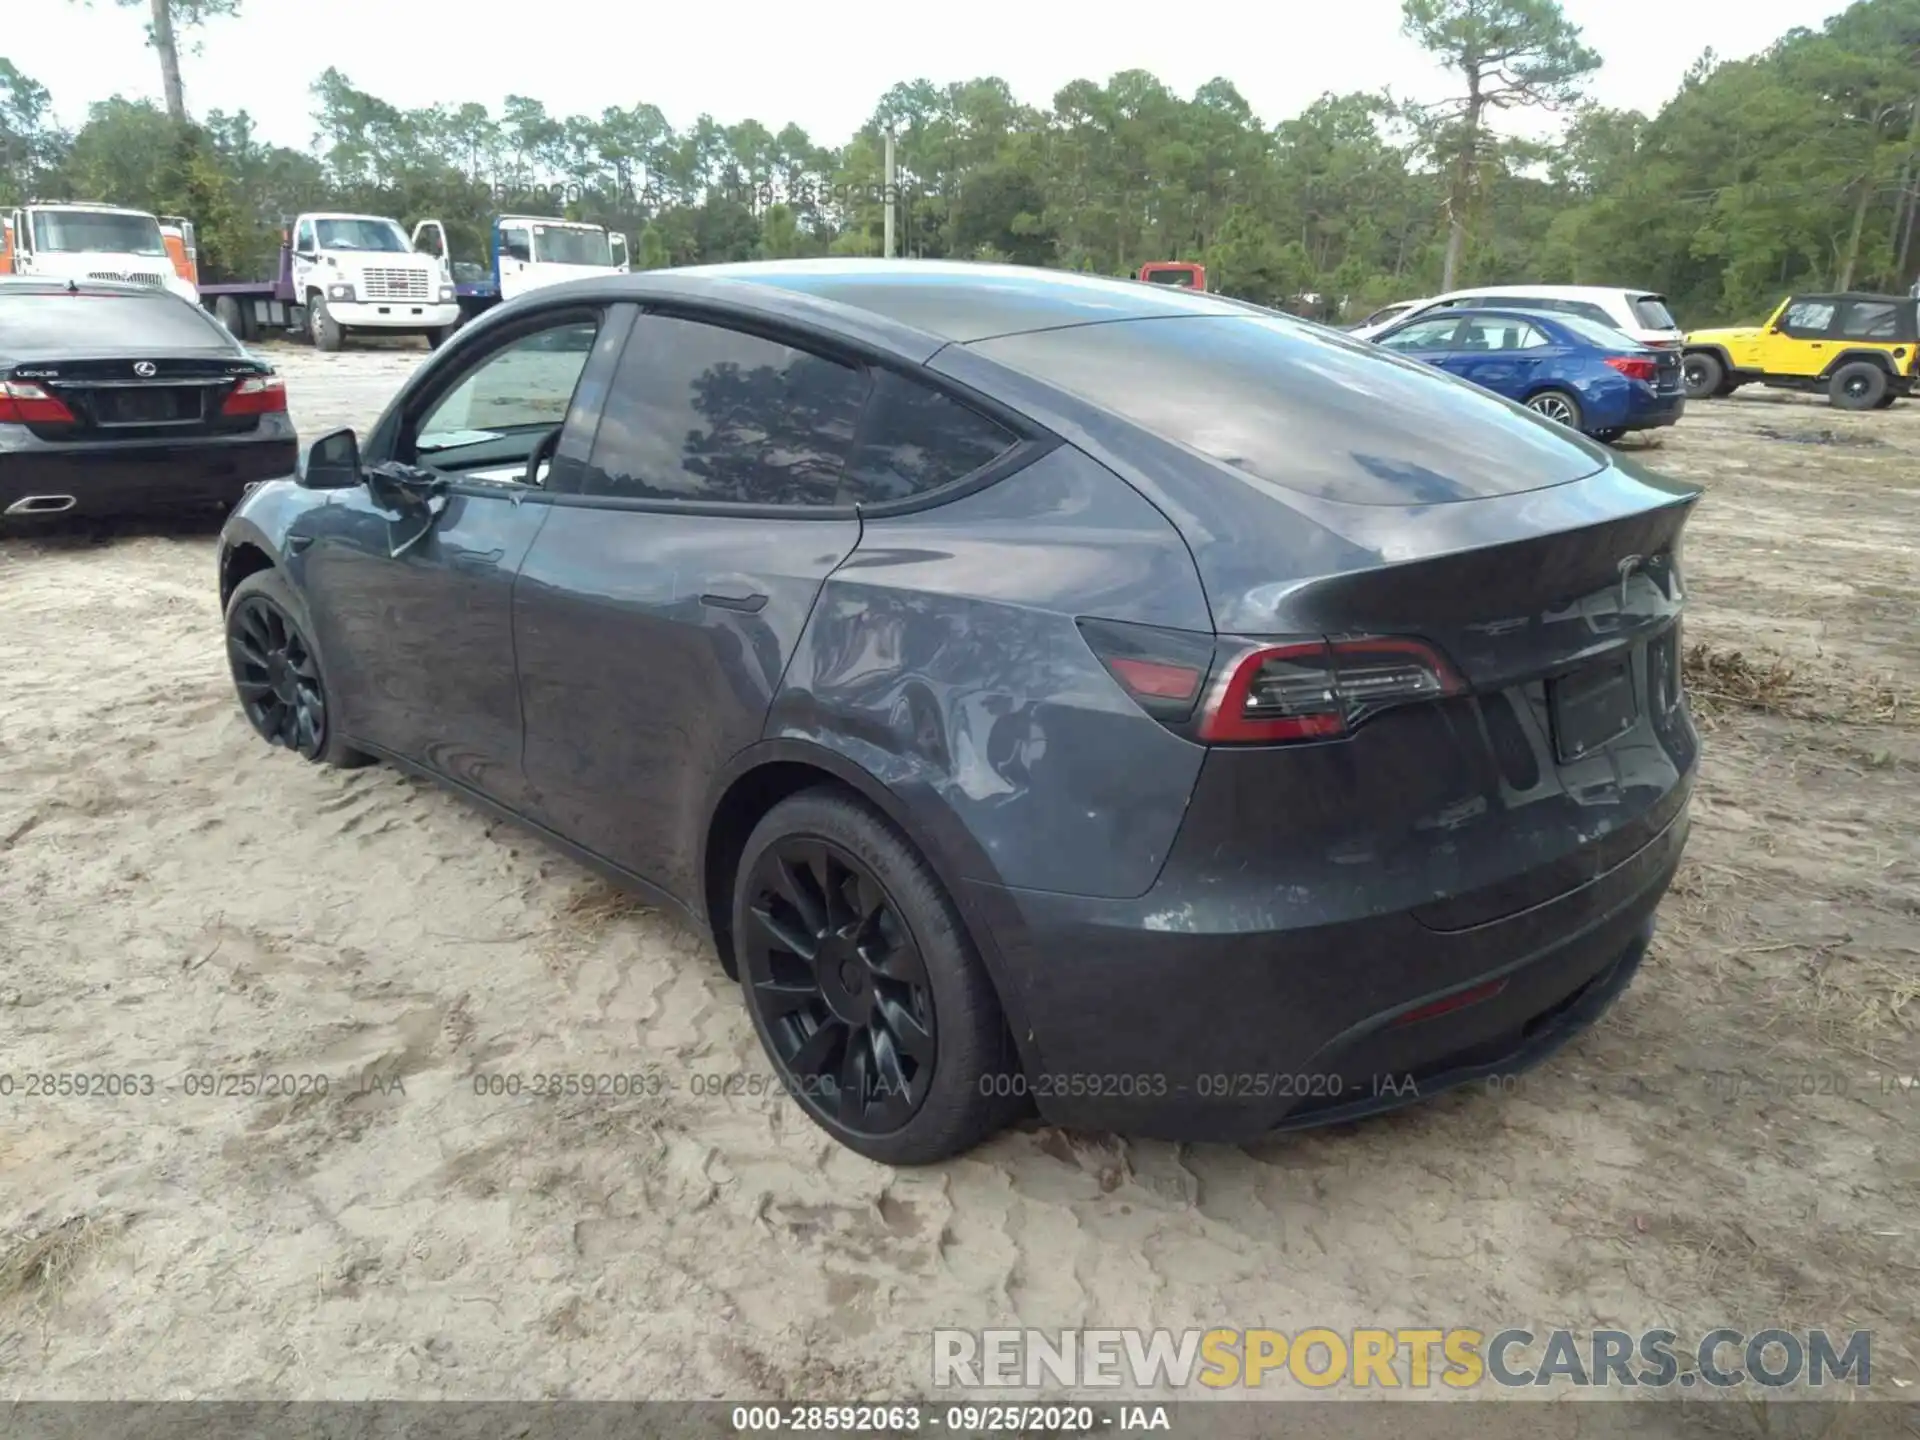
[1345,286,1687,443]
[1350,282,1920,419]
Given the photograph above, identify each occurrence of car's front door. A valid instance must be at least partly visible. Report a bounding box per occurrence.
[299,305,619,811]
[1764,297,1837,377]
[497,223,535,301]
[1374,314,1467,368]
[290,217,319,310]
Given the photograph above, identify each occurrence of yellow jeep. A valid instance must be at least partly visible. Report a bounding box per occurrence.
[1682,292,1919,410]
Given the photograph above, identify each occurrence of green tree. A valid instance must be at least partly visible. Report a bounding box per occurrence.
[1401,0,1600,289]
[67,0,243,122]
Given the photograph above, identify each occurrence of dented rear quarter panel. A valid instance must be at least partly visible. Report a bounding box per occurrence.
[768,444,1213,900]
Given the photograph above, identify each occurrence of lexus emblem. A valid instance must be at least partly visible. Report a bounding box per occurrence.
[133,361,157,377]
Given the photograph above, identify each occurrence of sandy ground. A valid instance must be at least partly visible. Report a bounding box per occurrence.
[1,339,1916,1401]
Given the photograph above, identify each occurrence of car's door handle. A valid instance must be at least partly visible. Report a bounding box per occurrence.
[701,586,768,613]
[452,548,506,573]
[286,534,314,554]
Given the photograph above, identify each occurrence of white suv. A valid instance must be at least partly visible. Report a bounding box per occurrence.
[1365,285,1684,348]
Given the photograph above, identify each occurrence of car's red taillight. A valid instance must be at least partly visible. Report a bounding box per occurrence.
[1200,637,1466,744]
[1076,618,1215,724]
[221,374,286,416]
[1605,355,1659,383]
[0,380,76,425]
[1079,618,1466,746]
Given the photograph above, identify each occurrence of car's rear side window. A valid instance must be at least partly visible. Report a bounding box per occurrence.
[843,369,1018,505]
[0,291,233,350]
[969,314,1606,506]
[583,312,869,506]
[1838,301,1901,340]
[1631,294,1678,330]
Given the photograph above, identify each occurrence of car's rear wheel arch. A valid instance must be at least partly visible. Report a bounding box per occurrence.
[701,743,1040,1073]
[1820,349,1896,381]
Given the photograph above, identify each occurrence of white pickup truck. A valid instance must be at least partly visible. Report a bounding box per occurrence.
[201,211,460,350]
[1,202,200,303]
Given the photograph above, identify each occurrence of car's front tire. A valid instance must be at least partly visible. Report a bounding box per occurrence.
[308,293,344,353]
[732,787,1019,1164]
[1682,351,1724,400]
[225,569,371,768]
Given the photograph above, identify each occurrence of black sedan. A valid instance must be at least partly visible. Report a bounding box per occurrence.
[0,277,296,522]
[217,260,1699,1163]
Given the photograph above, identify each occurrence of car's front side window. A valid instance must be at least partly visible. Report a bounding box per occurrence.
[1379,318,1460,351]
[581,313,870,507]
[408,318,600,482]
[1783,301,1837,335]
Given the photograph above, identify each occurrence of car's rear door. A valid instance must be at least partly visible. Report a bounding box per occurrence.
[512,309,873,901]
[1447,315,1549,397]
[298,303,624,811]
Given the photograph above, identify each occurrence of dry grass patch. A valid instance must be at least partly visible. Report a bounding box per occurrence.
[0,1215,109,1313]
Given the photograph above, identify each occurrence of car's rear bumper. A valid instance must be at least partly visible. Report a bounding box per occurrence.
[961,796,1689,1142]
[0,434,297,518]
[1616,390,1686,432]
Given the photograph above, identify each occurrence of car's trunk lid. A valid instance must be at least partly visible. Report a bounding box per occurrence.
[5,355,268,441]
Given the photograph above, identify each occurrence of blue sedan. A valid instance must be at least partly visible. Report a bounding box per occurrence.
[1371,307,1687,441]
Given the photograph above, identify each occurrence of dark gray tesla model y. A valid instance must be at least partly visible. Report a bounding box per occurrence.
[217,260,1699,1163]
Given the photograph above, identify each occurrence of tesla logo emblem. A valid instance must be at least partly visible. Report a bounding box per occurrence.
[133,361,156,377]
[1617,554,1643,606]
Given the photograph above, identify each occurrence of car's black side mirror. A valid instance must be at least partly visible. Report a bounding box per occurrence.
[298,428,362,490]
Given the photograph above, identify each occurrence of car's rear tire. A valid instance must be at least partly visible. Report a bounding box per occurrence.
[1524,388,1584,432]
[225,569,371,768]
[1682,351,1724,400]
[732,787,1019,1164]
[1828,361,1887,411]
[213,295,244,338]
[308,292,344,353]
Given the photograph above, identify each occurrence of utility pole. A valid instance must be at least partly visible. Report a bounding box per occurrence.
[883,128,896,259]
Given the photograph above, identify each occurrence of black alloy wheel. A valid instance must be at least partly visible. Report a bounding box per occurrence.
[741,835,938,1135]
[224,569,369,767]
[229,592,328,758]
[732,788,1021,1163]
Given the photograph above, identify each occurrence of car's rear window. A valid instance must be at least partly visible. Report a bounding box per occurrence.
[0,290,233,351]
[1631,294,1678,330]
[968,314,1606,506]
[1547,313,1637,349]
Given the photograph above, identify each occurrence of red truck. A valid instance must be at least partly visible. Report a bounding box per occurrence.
[1137,261,1206,291]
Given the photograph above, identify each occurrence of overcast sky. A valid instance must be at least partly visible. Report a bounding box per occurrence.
[13,0,1845,151]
